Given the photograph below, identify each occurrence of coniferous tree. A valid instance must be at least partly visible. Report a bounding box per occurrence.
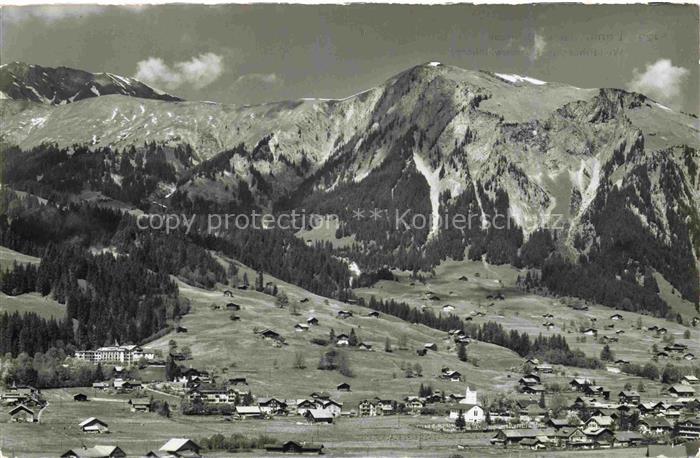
[600,344,614,361]
[455,410,466,430]
[349,328,358,346]
[165,356,180,382]
[457,342,467,362]
[95,363,104,381]
[255,270,264,292]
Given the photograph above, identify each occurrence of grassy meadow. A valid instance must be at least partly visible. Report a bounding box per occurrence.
[148,255,525,405]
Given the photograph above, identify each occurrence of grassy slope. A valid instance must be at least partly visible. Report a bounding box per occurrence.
[0,253,681,457]
[0,246,67,319]
[0,245,39,270]
[148,255,524,405]
[654,272,698,324]
[296,216,356,249]
[0,291,66,320]
[354,259,698,394]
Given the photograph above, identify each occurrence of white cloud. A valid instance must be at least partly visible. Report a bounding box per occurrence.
[133,58,182,90]
[176,53,225,89]
[134,53,224,90]
[628,59,689,108]
[235,73,282,85]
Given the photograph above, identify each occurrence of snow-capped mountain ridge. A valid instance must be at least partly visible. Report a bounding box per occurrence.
[0,62,181,105]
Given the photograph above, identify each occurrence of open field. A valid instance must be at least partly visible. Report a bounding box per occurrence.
[0,388,651,457]
[0,245,39,270]
[0,291,67,319]
[148,254,525,406]
[655,272,699,324]
[0,247,67,319]
[296,216,356,249]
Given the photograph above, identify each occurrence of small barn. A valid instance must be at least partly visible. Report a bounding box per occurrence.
[79,417,109,433]
[304,409,333,423]
[264,440,324,454]
[60,446,126,458]
[9,404,36,423]
[129,398,151,412]
[159,438,201,457]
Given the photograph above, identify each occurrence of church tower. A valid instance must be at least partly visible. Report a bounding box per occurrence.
[463,386,478,404]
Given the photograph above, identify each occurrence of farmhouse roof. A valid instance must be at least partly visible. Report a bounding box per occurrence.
[9,404,34,416]
[61,445,125,458]
[79,417,108,427]
[235,406,262,414]
[587,415,614,427]
[130,398,151,406]
[160,438,200,452]
[619,390,640,397]
[670,384,696,394]
[640,417,672,428]
[306,408,333,419]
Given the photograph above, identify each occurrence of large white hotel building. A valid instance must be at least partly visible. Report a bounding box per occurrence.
[75,343,155,365]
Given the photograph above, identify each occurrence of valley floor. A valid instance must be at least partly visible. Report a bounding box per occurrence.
[1,251,697,456]
[0,388,649,457]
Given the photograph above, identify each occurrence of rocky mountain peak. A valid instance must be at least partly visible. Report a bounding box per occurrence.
[0,62,182,104]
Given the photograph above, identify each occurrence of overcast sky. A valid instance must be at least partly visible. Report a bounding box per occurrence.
[2,4,698,113]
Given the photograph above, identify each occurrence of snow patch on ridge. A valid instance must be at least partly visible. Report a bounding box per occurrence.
[108,73,131,88]
[494,73,547,85]
[30,117,46,128]
[27,85,50,103]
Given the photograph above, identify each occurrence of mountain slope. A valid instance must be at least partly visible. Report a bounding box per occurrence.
[1,61,698,308]
[0,62,181,104]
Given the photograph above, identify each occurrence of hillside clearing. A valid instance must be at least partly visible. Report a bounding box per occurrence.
[0,291,66,319]
[0,245,40,270]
